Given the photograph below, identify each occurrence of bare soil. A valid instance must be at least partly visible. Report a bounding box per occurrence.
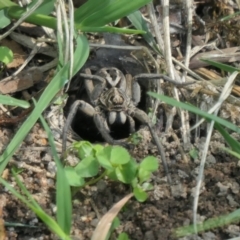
[1,0,240,239]
[1,123,240,240]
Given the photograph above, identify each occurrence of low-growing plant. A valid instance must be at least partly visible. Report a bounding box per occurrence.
[65,141,159,202]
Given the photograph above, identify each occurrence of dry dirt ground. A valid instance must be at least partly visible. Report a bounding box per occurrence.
[1,123,240,240]
[1,0,240,240]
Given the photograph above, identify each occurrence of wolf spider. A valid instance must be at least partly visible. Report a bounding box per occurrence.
[62,67,191,182]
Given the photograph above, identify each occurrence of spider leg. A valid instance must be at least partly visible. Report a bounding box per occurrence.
[125,74,141,106]
[133,74,195,87]
[127,115,135,133]
[62,100,95,155]
[132,108,172,184]
[80,68,106,104]
[93,114,128,147]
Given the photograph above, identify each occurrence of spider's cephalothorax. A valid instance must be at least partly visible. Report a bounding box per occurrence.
[99,87,131,125]
[98,67,126,89]
[92,67,135,126]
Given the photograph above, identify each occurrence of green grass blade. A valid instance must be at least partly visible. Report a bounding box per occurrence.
[0,95,30,108]
[40,114,72,235]
[74,0,114,24]
[223,148,240,159]
[148,92,240,134]
[175,208,240,237]
[0,9,11,28]
[201,59,240,73]
[0,177,71,239]
[0,0,17,9]
[79,26,145,34]
[72,34,89,75]
[0,34,89,175]
[127,11,161,54]
[34,209,72,240]
[214,123,240,154]
[0,177,33,207]
[27,0,55,15]
[79,0,151,28]
[12,169,41,209]
[7,6,57,29]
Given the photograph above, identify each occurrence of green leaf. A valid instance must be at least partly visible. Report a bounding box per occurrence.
[142,182,153,191]
[27,0,55,15]
[0,178,71,239]
[131,178,138,188]
[76,141,94,159]
[201,59,240,73]
[127,11,161,54]
[175,208,240,237]
[96,146,113,170]
[117,232,130,240]
[104,216,121,240]
[138,168,151,184]
[75,155,99,178]
[139,156,158,172]
[0,0,17,9]
[74,0,112,24]
[0,9,10,28]
[223,148,240,160]
[110,146,131,165]
[93,144,104,155]
[77,25,145,34]
[78,0,151,28]
[133,187,148,202]
[0,95,30,108]
[115,160,137,183]
[7,6,57,30]
[39,114,72,235]
[65,166,85,187]
[189,148,198,160]
[148,92,240,134]
[72,34,89,75]
[107,169,118,181]
[214,123,240,154]
[0,46,13,64]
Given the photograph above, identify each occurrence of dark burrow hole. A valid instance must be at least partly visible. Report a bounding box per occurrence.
[64,76,148,143]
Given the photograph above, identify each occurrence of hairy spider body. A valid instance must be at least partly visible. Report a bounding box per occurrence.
[100,87,128,111]
[62,67,185,183]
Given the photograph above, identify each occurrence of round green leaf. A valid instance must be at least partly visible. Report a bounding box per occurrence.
[110,146,131,165]
[0,46,13,64]
[107,169,118,181]
[139,156,158,172]
[75,155,99,178]
[96,146,113,170]
[115,159,138,183]
[93,144,104,154]
[117,232,130,240]
[64,166,85,187]
[133,187,148,202]
[138,168,151,184]
[0,10,11,29]
[142,182,153,191]
[77,141,94,159]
